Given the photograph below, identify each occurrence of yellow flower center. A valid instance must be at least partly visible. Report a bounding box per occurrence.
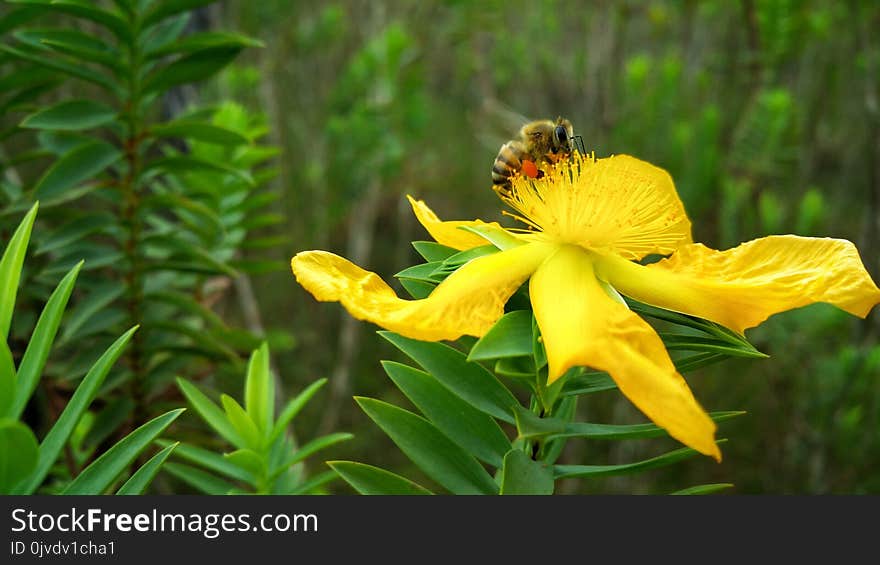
[499,152,693,260]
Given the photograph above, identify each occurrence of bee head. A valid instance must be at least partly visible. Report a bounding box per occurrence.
[552,117,574,152]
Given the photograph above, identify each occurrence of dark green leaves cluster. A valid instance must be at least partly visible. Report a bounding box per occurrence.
[0,205,180,495]
[0,0,281,458]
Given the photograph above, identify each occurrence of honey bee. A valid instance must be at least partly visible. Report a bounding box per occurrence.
[491,116,579,197]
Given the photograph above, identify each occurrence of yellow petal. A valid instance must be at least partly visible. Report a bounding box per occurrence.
[597,235,880,334]
[407,195,504,251]
[529,245,720,460]
[291,242,553,341]
[504,154,693,259]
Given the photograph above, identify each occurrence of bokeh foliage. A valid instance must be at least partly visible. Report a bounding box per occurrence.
[2,0,878,494]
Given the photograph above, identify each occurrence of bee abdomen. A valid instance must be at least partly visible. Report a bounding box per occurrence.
[491,140,526,186]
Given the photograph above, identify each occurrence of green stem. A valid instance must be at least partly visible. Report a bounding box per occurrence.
[121,9,147,429]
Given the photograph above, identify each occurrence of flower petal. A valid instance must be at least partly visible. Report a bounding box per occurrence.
[529,245,720,460]
[597,235,880,334]
[407,195,504,251]
[292,242,553,341]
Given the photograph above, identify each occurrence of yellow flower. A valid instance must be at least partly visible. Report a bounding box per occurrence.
[291,153,880,461]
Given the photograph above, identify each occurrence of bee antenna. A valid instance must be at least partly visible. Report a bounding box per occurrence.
[573,135,585,155]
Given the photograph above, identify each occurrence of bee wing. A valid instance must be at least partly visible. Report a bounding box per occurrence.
[470,99,533,153]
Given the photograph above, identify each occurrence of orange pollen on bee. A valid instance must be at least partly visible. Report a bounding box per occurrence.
[521,160,539,179]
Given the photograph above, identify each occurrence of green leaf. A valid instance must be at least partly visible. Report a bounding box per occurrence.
[553,440,727,479]
[151,120,250,145]
[158,440,253,483]
[176,378,244,447]
[163,461,235,495]
[0,342,14,417]
[398,278,435,300]
[515,406,745,441]
[59,280,125,343]
[671,483,734,495]
[394,262,444,284]
[271,433,354,478]
[328,461,433,495]
[221,394,261,450]
[267,379,327,445]
[0,44,117,92]
[10,0,131,42]
[143,155,254,186]
[63,409,185,494]
[244,343,273,434]
[356,397,498,495]
[21,100,117,131]
[411,241,457,262]
[145,31,263,59]
[10,262,82,420]
[499,449,554,495]
[469,310,533,361]
[14,28,122,71]
[380,332,518,424]
[0,420,39,494]
[459,224,524,251]
[0,202,37,341]
[0,6,46,35]
[660,333,768,358]
[224,448,264,479]
[288,469,339,495]
[16,327,137,494]
[382,361,510,467]
[143,46,243,95]
[34,141,121,201]
[116,442,178,495]
[35,213,116,256]
[142,0,218,29]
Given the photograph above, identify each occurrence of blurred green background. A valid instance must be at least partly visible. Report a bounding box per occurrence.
[6,0,880,493]
[220,0,880,494]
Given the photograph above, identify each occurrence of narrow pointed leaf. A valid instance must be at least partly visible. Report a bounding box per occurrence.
[244,343,273,434]
[21,100,117,131]
[157,440,253,483]
[328,461,433,495]
[16,327,137,494]
[0,342,14,417]
[671,483,735,495]
[0,203,37,341]
[382,361,510,467]
[34,141,121,200]
[411,241,457,262]
[288,470,340,495]
[554,441,727,479]
[151,120,250,145]
[163,462,235,495]
[380,332,518,424]
[221,395,261,450]
[63,409,185,494]
[143,46,242,95]
[356,397,498,495]
[271,433,354,478]
[10,262,82,420]
[116,442,178,495]
[267,379,327,445]
[176,378,243,447]
[469,310,533,361]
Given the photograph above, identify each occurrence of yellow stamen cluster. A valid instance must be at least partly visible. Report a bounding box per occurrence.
[500,152,692,260]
